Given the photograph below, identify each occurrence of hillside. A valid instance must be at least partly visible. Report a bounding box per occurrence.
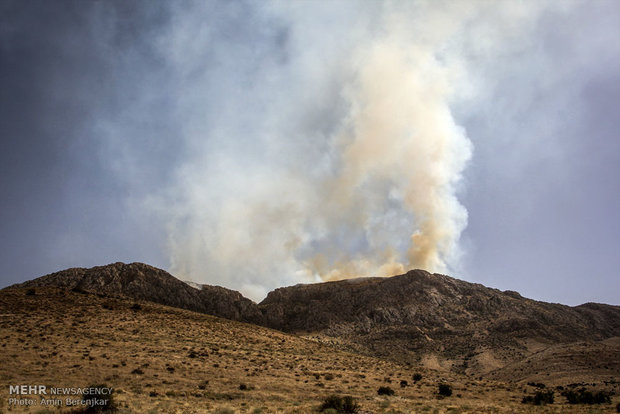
[2,286,619,413]
[259,270,620,375]
[12,262,262,323]
[0,286,523,413]
[8,263,620,381]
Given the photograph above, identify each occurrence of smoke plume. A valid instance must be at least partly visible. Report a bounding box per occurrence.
[129,1,568,300]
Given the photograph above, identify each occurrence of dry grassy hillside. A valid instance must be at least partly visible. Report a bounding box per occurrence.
[0,287,618,413]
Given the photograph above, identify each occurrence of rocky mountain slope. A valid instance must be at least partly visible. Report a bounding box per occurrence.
[259,270,620,374]
[8,263,620,379]
[11,262,262,323]
[9,285,608,413]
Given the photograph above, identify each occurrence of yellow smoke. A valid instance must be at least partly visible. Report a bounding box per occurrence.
[306,25,471,280]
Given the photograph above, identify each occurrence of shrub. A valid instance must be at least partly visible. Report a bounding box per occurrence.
[319,395,359,413]
[377,386,395,396]
[78,384,117,413]
[400,380,408,388]
[212,408,235,414]
[130,303,142,311]
[26,288,36,296]
[412,373,422,382]
[562,388,611,404]
[438,383,453,397]
[527,382,546,388]
[522,390,554,405]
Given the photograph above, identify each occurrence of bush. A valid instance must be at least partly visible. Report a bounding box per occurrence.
[522,390,554,405]
[438,383,452,397]
[26,288,36,296]
[130,303,142,311]
[527,382,546,388]
[412,373,422,383]
[377,386,395,396]
[78,384,117,413]
[562,388,611,404]
[319,395,359,413]
[400,380,408,388]
[212,409,235,414]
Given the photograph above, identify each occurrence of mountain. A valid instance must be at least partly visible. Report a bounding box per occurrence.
[8,263,620,381]
[11,262,263,323]
[3,285,582,413]
[259,269,620,376]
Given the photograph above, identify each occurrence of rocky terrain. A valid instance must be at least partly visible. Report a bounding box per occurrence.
[259,270,620,377]
[8,263,620,384]
[1,286,618,413]
[12,262,262,323]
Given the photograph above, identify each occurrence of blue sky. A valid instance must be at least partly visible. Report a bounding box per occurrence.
[1,0,618,304]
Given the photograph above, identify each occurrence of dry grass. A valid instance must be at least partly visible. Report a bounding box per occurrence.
[0,287,616,413]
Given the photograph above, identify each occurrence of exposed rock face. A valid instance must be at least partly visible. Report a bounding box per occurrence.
[9,263,620,377]
[12,262,263,323]
[258,269,620,372]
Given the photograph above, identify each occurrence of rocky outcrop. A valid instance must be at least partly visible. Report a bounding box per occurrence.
[258,269,620,371]
[8,263,620,376]
[12,262,263,323]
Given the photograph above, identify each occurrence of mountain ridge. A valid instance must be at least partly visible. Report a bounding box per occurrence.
[10,262,263,323]
[8,261,620,379]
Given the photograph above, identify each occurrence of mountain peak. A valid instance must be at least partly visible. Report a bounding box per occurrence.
[12,262,262,323]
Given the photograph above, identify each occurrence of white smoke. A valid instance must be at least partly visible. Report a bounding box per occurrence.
[136,0,573,301]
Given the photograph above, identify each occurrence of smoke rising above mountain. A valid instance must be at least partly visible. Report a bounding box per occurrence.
[138,1,558,300]
[6,0,618,305]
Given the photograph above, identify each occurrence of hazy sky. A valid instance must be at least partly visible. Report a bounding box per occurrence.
[1,0,618,305]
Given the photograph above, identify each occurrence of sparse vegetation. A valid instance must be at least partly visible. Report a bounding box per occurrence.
[130,303,142,311]
[377,386,395,396]
[562,388,611,404]
[319,395,359,413]
[212,408,235,414]
[3,285,619,413]
[399,380,408,388]
[522,390,554,405]
[25,288,36,296]
[438,383,453,397]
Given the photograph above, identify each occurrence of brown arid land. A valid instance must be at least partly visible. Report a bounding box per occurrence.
[0,264,618,413]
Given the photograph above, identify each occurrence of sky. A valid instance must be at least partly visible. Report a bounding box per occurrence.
[1,0,618,305]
